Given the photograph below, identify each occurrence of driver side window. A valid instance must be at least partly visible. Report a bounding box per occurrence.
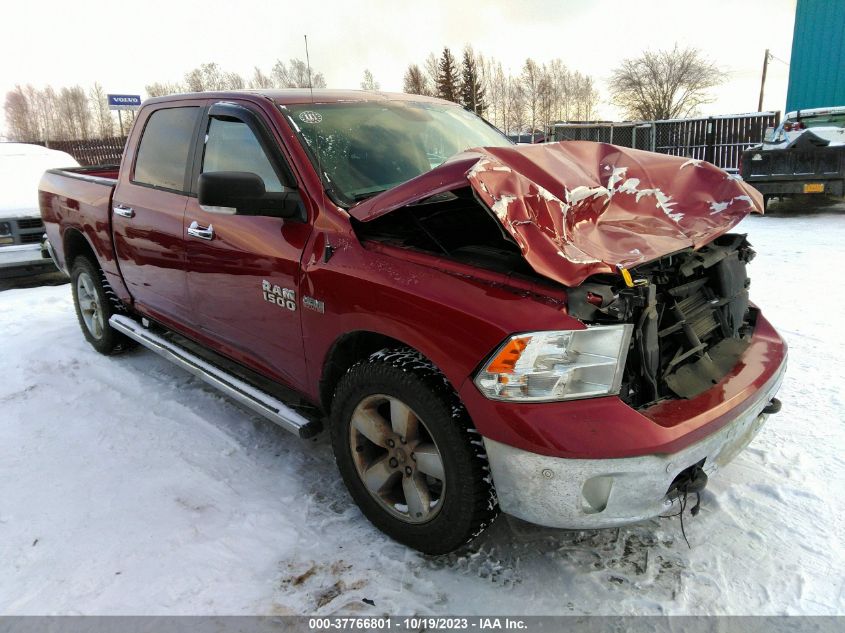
[202,118,284,192]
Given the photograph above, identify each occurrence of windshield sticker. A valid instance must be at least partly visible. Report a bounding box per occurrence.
[298,111,323,124]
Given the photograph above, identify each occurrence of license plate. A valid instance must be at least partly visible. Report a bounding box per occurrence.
[804,183,825,193]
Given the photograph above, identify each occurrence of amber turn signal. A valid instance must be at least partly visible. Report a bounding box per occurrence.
[485,336,531,374]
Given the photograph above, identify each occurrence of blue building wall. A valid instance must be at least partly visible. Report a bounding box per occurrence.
[785,0,845,112]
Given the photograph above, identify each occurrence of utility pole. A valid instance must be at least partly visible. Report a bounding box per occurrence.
[758,48,771,112]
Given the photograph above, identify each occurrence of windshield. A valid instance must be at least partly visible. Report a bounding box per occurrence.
[283,101,511,204]
[786,113,845,128]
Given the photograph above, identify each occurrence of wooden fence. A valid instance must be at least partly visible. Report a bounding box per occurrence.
[40,136,127,166]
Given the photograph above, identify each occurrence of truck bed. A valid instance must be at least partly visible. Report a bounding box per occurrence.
[46,164,120,184]
[39,164,128,300]
[741,145,845,197]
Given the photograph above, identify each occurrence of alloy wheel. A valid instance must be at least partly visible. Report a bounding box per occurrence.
[349,394,446,523]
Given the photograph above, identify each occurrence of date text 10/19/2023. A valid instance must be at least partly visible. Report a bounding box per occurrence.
[308,617,528,630]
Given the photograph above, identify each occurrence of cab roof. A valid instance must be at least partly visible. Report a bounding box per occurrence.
[145,89,452,108]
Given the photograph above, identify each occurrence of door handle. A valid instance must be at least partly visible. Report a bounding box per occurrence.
[187,220,214,240]
[113,204,135,218]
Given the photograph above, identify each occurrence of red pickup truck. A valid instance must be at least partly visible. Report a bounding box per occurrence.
[39,90,786,554]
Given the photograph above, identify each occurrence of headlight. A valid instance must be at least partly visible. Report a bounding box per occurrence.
[0,222,11,237]
[473,325,633,402]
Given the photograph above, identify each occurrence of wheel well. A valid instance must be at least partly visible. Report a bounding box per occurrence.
[319,331,408,413]
[63,229,98,270]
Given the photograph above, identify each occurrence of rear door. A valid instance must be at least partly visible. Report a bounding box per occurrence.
[112,101,205,326]
[184,101,313,391]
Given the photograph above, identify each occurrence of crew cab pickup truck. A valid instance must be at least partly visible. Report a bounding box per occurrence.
[40,90,786,554]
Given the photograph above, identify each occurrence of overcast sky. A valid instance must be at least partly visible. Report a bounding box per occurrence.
[0,0,796,135]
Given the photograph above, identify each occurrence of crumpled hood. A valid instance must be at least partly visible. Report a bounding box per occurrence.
[349,141,763,287]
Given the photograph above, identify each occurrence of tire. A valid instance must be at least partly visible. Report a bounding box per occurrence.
[330,348,498,554]
[70,256,131,355]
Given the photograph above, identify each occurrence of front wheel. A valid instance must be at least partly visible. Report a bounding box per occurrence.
[70,256,131,355]
[330,348,498,554]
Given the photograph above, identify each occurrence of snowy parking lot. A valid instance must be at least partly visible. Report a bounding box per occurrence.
[1,203,843,616]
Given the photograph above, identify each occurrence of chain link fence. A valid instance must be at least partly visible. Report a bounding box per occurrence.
[551,122,655,151]
[551,112,780,171]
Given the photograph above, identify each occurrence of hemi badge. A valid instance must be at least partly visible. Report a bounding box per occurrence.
[303,296,325,313]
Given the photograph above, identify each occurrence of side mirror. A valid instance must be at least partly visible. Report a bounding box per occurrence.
[198,171,303,219]
[763,127,776,143]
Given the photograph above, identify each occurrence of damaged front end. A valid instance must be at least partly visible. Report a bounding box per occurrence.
[569,234,757,408]
[350,141,766,409]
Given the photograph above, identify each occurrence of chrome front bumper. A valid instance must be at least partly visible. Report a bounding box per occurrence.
[0,243,53,270]
[484,357,786,529]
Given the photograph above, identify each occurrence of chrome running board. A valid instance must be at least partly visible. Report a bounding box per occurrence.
[109,314,321,438]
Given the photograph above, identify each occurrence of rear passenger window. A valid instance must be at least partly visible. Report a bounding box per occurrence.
[133,107,200,191]
[202,118,284,192]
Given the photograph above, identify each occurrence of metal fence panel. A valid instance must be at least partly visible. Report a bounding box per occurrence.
[552,112,779,171]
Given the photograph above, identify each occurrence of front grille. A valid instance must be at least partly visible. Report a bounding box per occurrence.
[621,235,755,407]
[19,233,43,244]
[16,218,43,230]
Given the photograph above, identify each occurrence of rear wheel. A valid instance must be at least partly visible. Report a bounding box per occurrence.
[70,256,130,355]
[330,348,497,554]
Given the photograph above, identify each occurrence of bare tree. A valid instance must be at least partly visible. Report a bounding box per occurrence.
[537,71,555,134]
[4,86,38,141]
[360,69,380,91]
[249,67,274,89]
[184,63,221,91]
[403,64,430,96]
[610,45,721,120]
[485,60,506,130]
[572,73,600,120]
[182,63,244,92]
[505,79,526,136]
[56,86,92,140]
[184,68,206,92]
[146,82,184,98]
[272,58,326,89]
[424,53,440,93]
[521,59,543,134]
[89,82,114,138]
[224,72,245,90]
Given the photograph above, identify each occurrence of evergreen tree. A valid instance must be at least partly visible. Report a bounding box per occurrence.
[436,48,460,103]
[459,48,485,114]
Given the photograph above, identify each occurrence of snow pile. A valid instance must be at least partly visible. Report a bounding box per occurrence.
[0,207,843,615]
[0,143,78,220]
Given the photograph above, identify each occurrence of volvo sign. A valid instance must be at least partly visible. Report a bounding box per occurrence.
[107,94,142,110]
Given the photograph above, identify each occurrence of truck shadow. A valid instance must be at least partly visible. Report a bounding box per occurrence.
[764,195,845,217]
[0,270,68,292]
[422,511,689,600]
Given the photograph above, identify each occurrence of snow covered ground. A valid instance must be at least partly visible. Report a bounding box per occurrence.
[1,203,843,616]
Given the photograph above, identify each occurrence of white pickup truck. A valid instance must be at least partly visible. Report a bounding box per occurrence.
[0,143,78,277]
[762,106,845,149]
